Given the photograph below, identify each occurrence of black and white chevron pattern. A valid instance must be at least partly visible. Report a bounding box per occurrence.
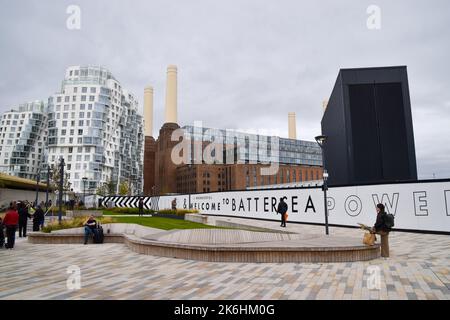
[100,196,160,211]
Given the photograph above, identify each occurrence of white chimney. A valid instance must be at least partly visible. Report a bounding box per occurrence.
[144,86,153,137]
[164,65,178,124]
[288,112,297,140]
[322,99,329,112]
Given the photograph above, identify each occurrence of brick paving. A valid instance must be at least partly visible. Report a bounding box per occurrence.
[0,217,449,300]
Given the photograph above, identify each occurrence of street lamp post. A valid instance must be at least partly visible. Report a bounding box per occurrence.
[315,135,329,235]
[46,165,51,210]
[82,177,88,206]
[35,170,41,207]
[58,157,65,224]
[188,165,192,210]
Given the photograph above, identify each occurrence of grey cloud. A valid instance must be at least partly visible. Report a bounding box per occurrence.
[0,0,449,178]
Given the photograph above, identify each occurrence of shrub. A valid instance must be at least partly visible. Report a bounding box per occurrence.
[103,207,155,215]
[41,216,115,233]
[157,209,199,216]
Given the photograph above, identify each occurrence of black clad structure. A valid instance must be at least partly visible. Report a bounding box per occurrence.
[321,66,417,186]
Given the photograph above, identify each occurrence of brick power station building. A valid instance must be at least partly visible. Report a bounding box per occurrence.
[143,66,323,195]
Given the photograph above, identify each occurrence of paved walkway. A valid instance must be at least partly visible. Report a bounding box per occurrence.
[1,217,449,300]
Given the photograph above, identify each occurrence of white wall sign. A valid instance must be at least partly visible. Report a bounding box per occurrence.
[102,180,450,233]
[156,181,450,233]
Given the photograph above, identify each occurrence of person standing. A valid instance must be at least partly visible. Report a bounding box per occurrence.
[33,205,45,231]
[0,217,5,249]
[138,197,144,216]
[3,202,19,249]
[171,198,177,211]
[18,202,31,238]
[276,197,288,228]
[372,203,391,258]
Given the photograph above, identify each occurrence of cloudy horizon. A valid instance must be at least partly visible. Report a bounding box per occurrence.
[1,0,449,179]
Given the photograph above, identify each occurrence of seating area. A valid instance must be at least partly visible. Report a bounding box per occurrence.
[28,223,380,263]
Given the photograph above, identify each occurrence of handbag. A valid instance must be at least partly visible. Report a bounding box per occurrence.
[363,232,376,246]
[284,212,289,221]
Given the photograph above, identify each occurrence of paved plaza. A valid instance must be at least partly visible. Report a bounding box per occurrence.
[1,217,449,300]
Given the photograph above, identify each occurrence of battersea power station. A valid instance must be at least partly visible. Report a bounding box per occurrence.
[143,65,323,196]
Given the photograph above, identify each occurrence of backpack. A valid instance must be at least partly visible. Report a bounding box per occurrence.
[384,213,395,230]
[93,223,104,244]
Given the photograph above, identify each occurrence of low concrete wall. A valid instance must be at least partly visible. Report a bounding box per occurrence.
[185,214,294,234]
[185,214,208,224]
[28,232,123,244]
[27,223,381,263]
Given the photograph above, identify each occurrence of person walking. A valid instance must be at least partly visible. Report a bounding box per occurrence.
[3,202,19,249]
[372,203,391,258]
[138,197,144,216]
[18,201,31,238]
[276,197,288,228]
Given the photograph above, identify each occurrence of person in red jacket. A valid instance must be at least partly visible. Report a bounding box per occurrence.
[3,202,19,249]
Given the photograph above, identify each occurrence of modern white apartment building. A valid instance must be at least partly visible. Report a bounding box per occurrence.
[46,66,144,194]
[0,101,48,180]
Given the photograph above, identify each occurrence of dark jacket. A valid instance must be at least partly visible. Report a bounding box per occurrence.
[277,201,288,215]
[18,207,31,222]
[374,212,389,233]
[33,208,45,224]
[0,219,4,238]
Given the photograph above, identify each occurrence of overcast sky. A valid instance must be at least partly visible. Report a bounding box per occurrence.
[1,0,449,179]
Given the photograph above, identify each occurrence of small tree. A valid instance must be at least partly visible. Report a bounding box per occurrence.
[96,180,117,196]
[107,180,117,195]
[96,183,107,197]
[50,163,71,193]
[118,181,129,196]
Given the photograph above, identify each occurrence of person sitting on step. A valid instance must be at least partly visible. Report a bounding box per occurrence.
[83,215,98,245]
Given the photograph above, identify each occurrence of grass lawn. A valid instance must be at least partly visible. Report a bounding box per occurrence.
[111,216,221,230]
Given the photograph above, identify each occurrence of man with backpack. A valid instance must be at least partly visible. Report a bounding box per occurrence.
[276,197,288,228]
[371,203,394,258]
[83,215,98,245]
